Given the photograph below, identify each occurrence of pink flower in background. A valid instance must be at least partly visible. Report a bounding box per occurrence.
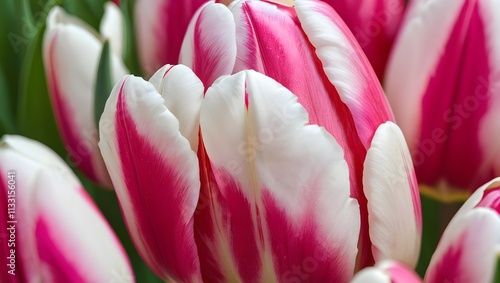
[424,177,500,283]
[43,3,128,187]
[180,0,421,270]
[324,0,405,80]
[0,135,133,282]
[134,0,208,76]
[385,0,500,193]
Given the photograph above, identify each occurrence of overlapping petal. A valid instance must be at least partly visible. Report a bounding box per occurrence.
[323,0,405,80]
[425,208,500,283]
[196,70,360,282]
[363,122,421,267]
[98,70,203,282]
[350,260,422,283]
[385,0,500,191]
[43,6,128,187]
[135,0,208,76]
[0,135,133,282]
[179,1,236,87]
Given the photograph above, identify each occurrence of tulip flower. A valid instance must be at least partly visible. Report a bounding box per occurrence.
[134,0,208,76]
[424,177,500,283]
[323,0,405,80]
[180,0,421,270]
[0,135,134,282]
[384,0,500,193]
[350,260,422,283]
[43,3,128,187]
[99,57,421,282]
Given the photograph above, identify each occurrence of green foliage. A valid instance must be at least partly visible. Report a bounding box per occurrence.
[95,41,114,130]
[17,23,67,156]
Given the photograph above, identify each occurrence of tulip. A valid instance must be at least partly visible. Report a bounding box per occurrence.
[43,3,128,187]
[0,135,134,282]
[424,177,500,283]
[384,0,500,193]
[350,260,422,283]
[134,0,208,76]
[180,0,421,270]
[323,0,405,80]
[99,57,421,282]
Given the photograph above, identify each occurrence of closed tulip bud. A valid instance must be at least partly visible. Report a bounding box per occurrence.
[385,0,500,194]
[0,135,133,282]
[43,3,128,187]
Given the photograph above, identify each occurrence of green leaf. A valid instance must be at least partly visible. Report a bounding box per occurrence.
[94,41,113,130]
[63,0,106,31]
[120,0,142,76]
[416,191,464,277]
[17,22,66,157]
[0,68,16,135]
[493,255,500,283]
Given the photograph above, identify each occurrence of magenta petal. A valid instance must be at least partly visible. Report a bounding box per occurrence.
[198,70,360,282]
[385,0,500,191]
[135,0,206,76]
[323,0,405,80]
[99,76,202,282]
[179,2,236,87]
[425,208,500,283]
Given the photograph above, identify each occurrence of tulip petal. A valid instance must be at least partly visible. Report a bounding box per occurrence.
[425,208,500,283]
[0,135,133,283]
[363,122,421,267]
[0,135,77,282]
[385,0,500,189]
[43,7,128,187]
[35,176,132,282]
[99,76,202,282]
[148,64,204,152]
[450,177,500,221]
[198,70,360,282]
[134,0,206,76]
[350,260,422,283]
[100,2,124,57]
[179,2,237,87]
[323,0,405,80]
[477,0,500,185]
[384,0,466,153]
[295,0,393,148]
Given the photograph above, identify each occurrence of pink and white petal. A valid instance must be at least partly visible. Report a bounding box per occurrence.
[452,177,500,220]
[134,0,206,76]
[323,0,405,80]
[179,2,236,87]
[100,2,124,57]
[363,122,421,267]
[384,0,466,153]
[148,64,173,91]
[478,0,500,184]
[98,76,202,282]
[295,0,393,148]
[230,5,369,259]
[148,65,204,152]
[43,7,128,187]
[425,208,500,283]
[200,70,360,282]
[34,172,132,282]
[0,135,100,282]
[350,260,422,283]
